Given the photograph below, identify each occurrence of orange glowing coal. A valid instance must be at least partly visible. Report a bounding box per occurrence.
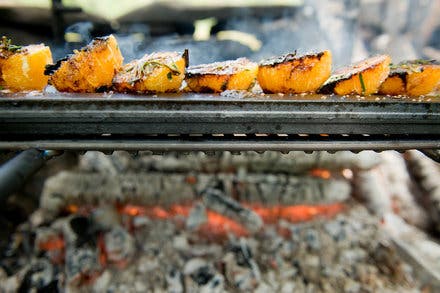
[249,203,344,224]
[119,204,248,239]
[119,204,191,218]
[200,211,248,238]
[63,199,345,240]
[309,168,332,179]
[38,235,65,251]
[118,201,344,238]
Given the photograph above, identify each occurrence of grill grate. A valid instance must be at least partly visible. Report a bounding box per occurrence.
[0,92,439,152]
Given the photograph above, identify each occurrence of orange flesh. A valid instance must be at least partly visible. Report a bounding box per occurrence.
[113,52,186,93]
[50,35,123,93]
[406,66,440,96]
[379,64,440,96]
[332,55,391,95]
[257,50,332,93]
[185,58,258,93]
[378,75,406,95]
[1,44,52,91]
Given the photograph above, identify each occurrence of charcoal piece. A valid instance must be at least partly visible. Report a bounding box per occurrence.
[222,252,257,291]
[183,258,218,291]
[190,265,214,285]
[65,247,101,285]
[227,242,253,267]
[18,259,55,293]
[324,220,346,241]
[103,226,135,264]
[69,216,94,246]
[90,204,121,230]
[202,188,263,233]
[299,254,321,283]
[166,268,183,292]
[379,152,429,229]
[304,229,320,251]
[354,169,392,217]
[406,150,440,233]
[41,171,351,219]
[383,213,440,290]
[79,151,381,175]
[186,203,207,230]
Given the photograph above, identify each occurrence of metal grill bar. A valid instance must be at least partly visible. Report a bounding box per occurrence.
[0,93,439,151]
[0,137,438,152]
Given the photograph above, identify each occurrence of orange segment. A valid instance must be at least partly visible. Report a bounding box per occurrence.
[379,61,440,96]
[185,58,258,93]
[407,66,440,96]
[1,44,52,91]
[257,50,332,94]
[320,55,391,95]
[48,35,123,93]
[378,74,406,96]
[113,51,187,93]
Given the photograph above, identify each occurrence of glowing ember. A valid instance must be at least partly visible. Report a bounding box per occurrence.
[97,234,107,267]
[38,235,65,251]
[250,203,345,224]
[119,204,191,219]
[65,204,79,214]
[118,201,344,238]
[200,211,249,238]
[309,168,332,179]
[119,203,248,239]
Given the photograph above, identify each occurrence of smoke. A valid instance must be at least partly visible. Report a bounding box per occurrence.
[51,0,439,66]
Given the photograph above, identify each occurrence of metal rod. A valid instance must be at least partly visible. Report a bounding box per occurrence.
[0,139,437,152]
[0,149,59,201]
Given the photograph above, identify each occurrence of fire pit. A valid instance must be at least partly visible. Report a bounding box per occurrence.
[2,150,440,292]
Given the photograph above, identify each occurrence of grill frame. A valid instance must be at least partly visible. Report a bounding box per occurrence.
[1,92,439,152]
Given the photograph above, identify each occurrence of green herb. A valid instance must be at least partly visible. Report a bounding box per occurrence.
[7,44,21,52]
[0,85,3,90]
[125,56,181,84]
[411,59,435,65]
[142,61,181,75]
[359,73,366,94]
[0,36,22,53]
[391,60,438,74]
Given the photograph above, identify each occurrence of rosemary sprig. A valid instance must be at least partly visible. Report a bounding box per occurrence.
[359,73,366,94]
[0,36,22,53]
[126,58,181,84]
[143,61,181,75]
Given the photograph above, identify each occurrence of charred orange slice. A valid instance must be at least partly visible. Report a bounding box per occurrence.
[113,51,187,93]
[379,60,440,96]
[185,58,258,93]
[47,35,123,93]
[0,37,52,91]
[257,50,332,93]
[319,55,391,95]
